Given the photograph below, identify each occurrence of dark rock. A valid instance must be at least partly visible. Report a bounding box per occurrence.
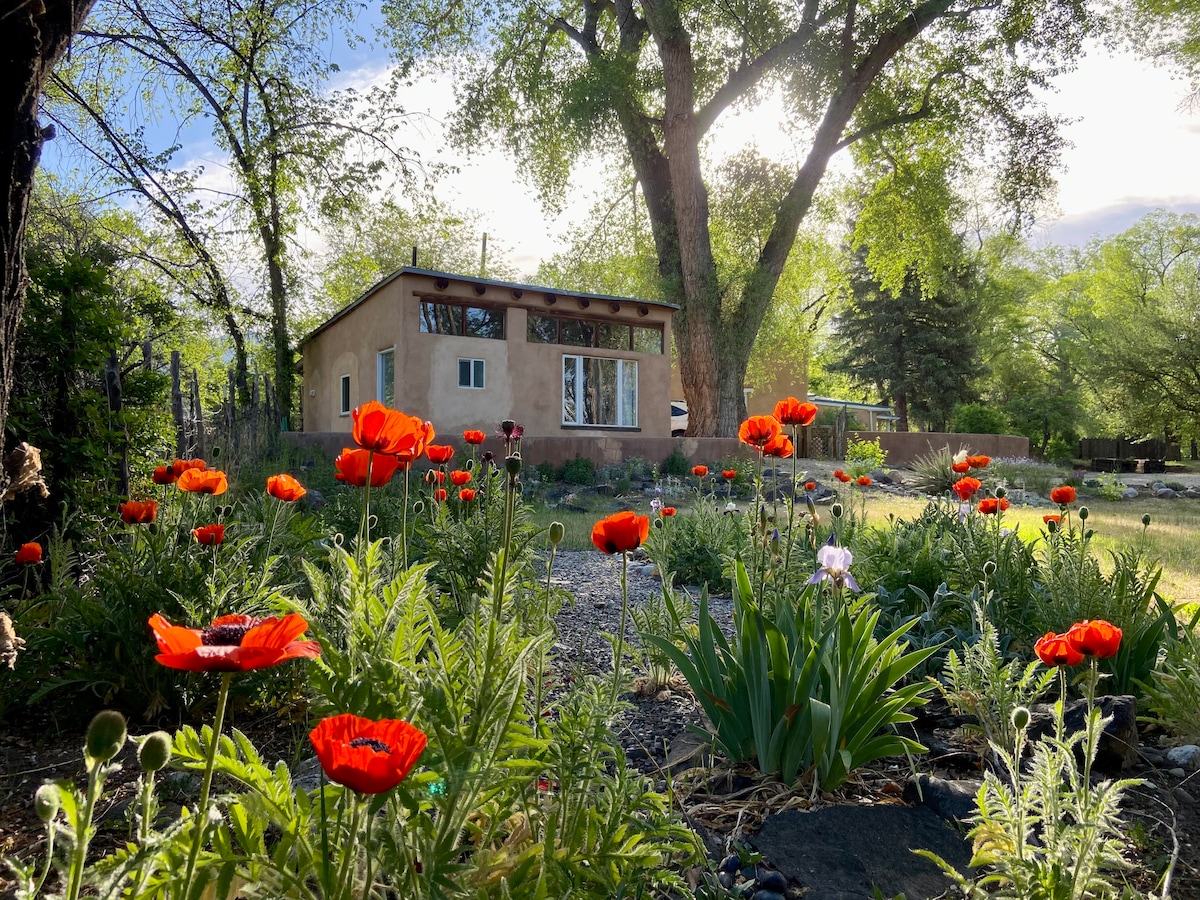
[301,487,325,510]
[1156,488,1179,500]
[721,854,742,874]
[904,774,979,824]
[748,805,972,900]
[750,891,785,900]
[594,483,614,496]
[1166,744,1200,771]
[1027,695,1138,771]
[756,869,788,891]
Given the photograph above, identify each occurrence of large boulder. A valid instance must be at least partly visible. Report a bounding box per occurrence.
[1027,694,1138,771]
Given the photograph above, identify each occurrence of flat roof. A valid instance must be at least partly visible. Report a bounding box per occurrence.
[302,266,679,345]
[809,395,894,414]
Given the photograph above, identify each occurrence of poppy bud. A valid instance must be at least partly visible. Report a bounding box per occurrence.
[412,500,425,515]
[549,522,565,545]
[1142,514,1151,527]
[1047,518,1058,533]
[983,560,997,577]
[85,710,127,767]
[137,731,173,773]
[831,503,843,519]
[1011,706,1031,731]
[1078,506,1089,521]
[505,455,522,476]
[211,446,222,458]
[994,486,1006,500]
[466,458,476,472]
[34,784,60,823]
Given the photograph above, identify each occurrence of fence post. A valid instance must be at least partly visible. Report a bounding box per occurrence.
[106,348,130,497]
[171,351,186,458]
[190,369,205,458]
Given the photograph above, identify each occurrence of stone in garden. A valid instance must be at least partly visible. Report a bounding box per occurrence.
[1121,487,1140,500]
[1186,487,1200,500]
[1156,488,1179,499]
[1027,695,1138,771]
[1165,745,1200,771]
[747,805,972,900]
[301,487,325,510]
[903,774,979,824]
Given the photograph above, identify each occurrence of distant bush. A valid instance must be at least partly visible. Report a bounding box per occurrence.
[845,436,887,476]
[558,455,596,486]
[951,402,1009,435]
[661,446,690,479]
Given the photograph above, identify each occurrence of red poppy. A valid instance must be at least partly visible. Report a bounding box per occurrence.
[463,429,486,445]
[152,466,178,485]
[738,415,782,449]
[172,458,207,476]
[450,470,472,486]
[967,455,991,469]
[15,542,42,565]
[722,469,737,481]
[309,714,427,795]
[591,511,650,555]
[951,460,971,474]
[856,476,872,486]
[193,524,226,546]
[425,470,446,486]
[773,397,818,427]
[1065,620,1122,659]
[335,448,401,488]
[433,488,447,502]
[352,402,435,459]
[425,445,455,465]
[660,506,676,517]
[177,469,228,495]
[833,469,851,484]
[691,465,708,477]
[804,481,816,491]
[1034,631,1084,667]
[1050,485,1076,505]
[763,433,794,459]
[149,612,320,672]
[1043,514,1061,525]
[977,497,1009,515]
[266,474,307,502]
[952,477,982,501]
[458,488,476,502]
[120,499,158,524]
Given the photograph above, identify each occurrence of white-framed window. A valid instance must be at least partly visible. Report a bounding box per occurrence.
[377,348,395,406]
[562,355,637,427]
[458,358,485,389]
[339,374,351,416]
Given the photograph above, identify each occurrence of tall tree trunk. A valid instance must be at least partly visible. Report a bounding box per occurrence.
[895,392,909,432]
[0,0,96,469]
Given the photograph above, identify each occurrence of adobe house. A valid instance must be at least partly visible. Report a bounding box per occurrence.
[299,268,678,452]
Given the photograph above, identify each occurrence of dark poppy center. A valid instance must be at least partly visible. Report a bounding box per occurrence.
[201,621,259,646]
[349,737,392,754]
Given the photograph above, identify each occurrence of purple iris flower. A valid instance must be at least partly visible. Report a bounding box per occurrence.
[808,544,859,592]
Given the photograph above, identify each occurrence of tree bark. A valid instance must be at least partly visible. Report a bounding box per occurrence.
[0,0,96,467]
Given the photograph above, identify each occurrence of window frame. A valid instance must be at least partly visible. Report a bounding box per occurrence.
[527,313,663,355]
[376,347,395,407]
[458,357,486,389]
[419,298,506,340]
[561,354,638,428]
[339,374,351,416]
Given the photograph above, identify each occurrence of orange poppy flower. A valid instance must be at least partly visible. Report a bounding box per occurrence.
[193,524,226,546]
[120,499,159,524]
[266,474,307,502]
[773,397,818,427]
[833,469,851,483]
[463,429,486,445]
[335,448,400,488]
[426,445,455,465]
[15,542,42,565]
[691,465,708,477]
[722,469,737,481]
[763,433,794,459]
[433,488,447,502]
[1043,514,1061,525]
[977,497,1009,515]
[952,477,982,501]
[450,470,472,486]
[458,488,476,502]
[967,455,991,469]
[309,714,426,795]
[1034,631,1084,667]
[591,511,650,555]
[172,458,207,476]
[804,481,817,491]
[152,466,178,485]
[425,470,446,486]
[1050,485,1076,505]
[149,612,320,672]
[1065,619,1122,659]
[660,506,676,517]
[738,415,782,449]
[856,476,872,486]
[177,469,228,495]
[352,401,435,459]
[951,460,971,474]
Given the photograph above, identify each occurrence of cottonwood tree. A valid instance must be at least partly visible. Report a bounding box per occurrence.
[52,0,415,428]
[383,0,1092,434]
[1,0,96,464]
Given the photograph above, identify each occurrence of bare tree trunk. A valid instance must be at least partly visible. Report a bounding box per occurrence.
[0,0,96,475]
[105,348,129,496]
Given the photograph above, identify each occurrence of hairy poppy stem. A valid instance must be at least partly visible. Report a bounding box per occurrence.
[181,672,232,900]
[332,794,365,900]
[64,766,102,900]
[612,551,629,701]
[401,464,410,568]
[361,451,374,551]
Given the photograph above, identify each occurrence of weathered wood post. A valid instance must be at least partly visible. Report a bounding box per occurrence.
[190,368,205,458]
[171,351,186,458]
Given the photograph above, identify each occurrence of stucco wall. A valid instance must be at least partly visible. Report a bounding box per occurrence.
[301,271,675,438]
[848,431,1030,465]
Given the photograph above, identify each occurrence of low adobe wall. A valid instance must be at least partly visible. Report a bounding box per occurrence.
[848,432,1029,465]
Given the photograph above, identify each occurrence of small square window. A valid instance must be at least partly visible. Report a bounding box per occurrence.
[339,374,351,415]
[458,358,485,389]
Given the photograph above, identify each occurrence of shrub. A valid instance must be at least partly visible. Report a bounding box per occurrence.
[660,446,690,479]
[987,457,1067,497]
[535,460,558,484]
[558,455,596,485]
[951,402,1009,435]
[644,501,746,589]
[844,436,887,477]
[1141,620,1200,742]
[908,444,965,495]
